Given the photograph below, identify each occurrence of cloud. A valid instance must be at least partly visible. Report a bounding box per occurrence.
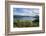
[13,8,39,16]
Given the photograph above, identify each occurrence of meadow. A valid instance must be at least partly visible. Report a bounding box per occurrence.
[13,19,39,27]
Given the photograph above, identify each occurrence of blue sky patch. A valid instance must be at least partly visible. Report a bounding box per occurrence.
[13,8,39,16]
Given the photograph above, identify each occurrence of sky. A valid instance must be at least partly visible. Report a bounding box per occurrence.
[13,8,39,16]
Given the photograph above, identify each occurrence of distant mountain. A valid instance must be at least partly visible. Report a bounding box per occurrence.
[13,15,39,20]
[13,15,39,18]
[13,15,34,18]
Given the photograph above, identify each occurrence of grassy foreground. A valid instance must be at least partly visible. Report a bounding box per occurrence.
[13,20,39,28]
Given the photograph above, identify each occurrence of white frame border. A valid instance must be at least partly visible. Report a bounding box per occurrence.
[10,5,42,32]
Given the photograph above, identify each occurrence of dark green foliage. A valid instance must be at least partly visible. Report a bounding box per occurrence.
[32,15,39,27]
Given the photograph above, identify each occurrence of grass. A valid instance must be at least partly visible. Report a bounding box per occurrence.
[13,20,39,28]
